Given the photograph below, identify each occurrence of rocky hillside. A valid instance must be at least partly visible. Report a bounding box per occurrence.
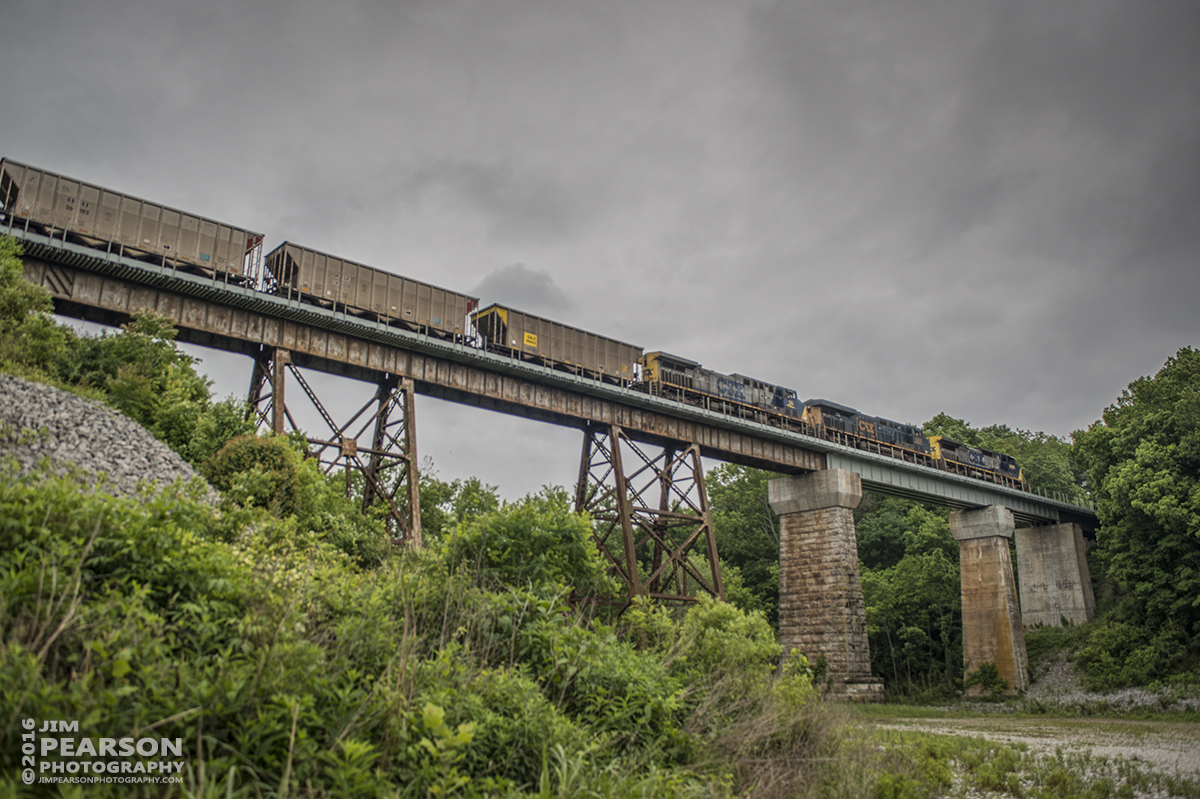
[0,372,212,499]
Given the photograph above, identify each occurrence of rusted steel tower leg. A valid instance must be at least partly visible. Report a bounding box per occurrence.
[363,376,421,546]
[246,353,270,418]
[271,348,290,435]
[574,424,595,513]
[401,379,422,546]
[244,355,422,546]
[246,346,299,433]
[574,425,722,607]
[692,445,724,600]
[609,425,645,600]
[363,378,396,511]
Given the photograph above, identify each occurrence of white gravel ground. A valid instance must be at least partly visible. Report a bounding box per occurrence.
[874,656,1200,796]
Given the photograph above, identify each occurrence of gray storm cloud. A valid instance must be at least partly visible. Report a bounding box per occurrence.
[1,0,1196,495]
[472,263,575,317]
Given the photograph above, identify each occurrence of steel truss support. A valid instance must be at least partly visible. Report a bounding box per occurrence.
[246,346,422,545]
[574,423,724,607]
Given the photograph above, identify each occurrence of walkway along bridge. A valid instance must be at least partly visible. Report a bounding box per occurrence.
[8,222,1099,700]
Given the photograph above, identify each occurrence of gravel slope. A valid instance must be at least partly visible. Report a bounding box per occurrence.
[0,372,212,499]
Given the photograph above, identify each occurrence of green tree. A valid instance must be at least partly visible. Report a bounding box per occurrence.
[417,469,501,542]
[0,235,73,377]
[860,503,962,698]
[1073,348,1200,661]
[707,464,782,625]
[55,311,212,431]
[924,412,1083,499]
[854,492,914,571]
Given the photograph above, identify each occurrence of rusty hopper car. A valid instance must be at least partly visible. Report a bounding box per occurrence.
[264,242,478,339]
[0,159,263,279]
[472,304,642,383]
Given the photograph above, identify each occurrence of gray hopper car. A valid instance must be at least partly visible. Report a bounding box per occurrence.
[0,159,263,279]
[472,304,642,383]
[264,242,478,339]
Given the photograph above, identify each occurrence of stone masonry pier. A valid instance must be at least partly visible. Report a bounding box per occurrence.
[950,506,1029,695]
[1014,523,1096,628]
[769,470,883,701]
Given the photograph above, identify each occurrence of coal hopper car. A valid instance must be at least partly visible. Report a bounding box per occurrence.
[0,158,263,280]
[471,304,641,384]
[264,242,478,340]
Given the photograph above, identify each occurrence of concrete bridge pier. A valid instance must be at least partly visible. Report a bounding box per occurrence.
[1014,523,1096,628]
[949,506,1029,695]
[768,470,884,701]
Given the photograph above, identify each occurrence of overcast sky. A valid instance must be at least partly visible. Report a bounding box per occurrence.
[3,0,1197,497]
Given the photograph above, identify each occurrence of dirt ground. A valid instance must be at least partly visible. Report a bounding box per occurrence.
[872,715,1200,780]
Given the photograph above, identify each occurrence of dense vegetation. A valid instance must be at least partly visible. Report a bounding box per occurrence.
[0,236,255,473]
[1070,347,1200,688]
[2,233,1198,795]
[0,235,936,796]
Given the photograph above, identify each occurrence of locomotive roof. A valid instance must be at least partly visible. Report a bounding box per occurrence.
[804,398,859,415]
[644,351,702,369]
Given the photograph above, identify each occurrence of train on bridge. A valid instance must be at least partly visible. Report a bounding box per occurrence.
[0,158,1025,490]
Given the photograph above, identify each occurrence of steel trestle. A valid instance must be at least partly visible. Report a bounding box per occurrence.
[574,423,723,608]
[247,345,422,545]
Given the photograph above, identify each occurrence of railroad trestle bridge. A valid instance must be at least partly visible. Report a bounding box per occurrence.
[8,223,1099,700]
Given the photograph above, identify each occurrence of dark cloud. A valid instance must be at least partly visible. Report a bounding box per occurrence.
[472,263,575,317]
[3,0,1197,493]
[410,160,582,245]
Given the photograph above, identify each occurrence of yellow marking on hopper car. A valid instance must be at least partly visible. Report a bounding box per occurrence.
[524,332,538,348]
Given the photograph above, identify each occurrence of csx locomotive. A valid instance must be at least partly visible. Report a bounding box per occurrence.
[0,158,1025,489]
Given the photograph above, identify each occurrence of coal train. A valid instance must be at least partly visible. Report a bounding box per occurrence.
[0,158,1025,489]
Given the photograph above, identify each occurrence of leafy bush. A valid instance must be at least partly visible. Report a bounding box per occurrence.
[442,487,617,597]
[204,434,305,516]
[677,595,781,692]
[963,662,1008,699]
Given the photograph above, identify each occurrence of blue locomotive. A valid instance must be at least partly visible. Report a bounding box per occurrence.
[639,357,1024,487]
